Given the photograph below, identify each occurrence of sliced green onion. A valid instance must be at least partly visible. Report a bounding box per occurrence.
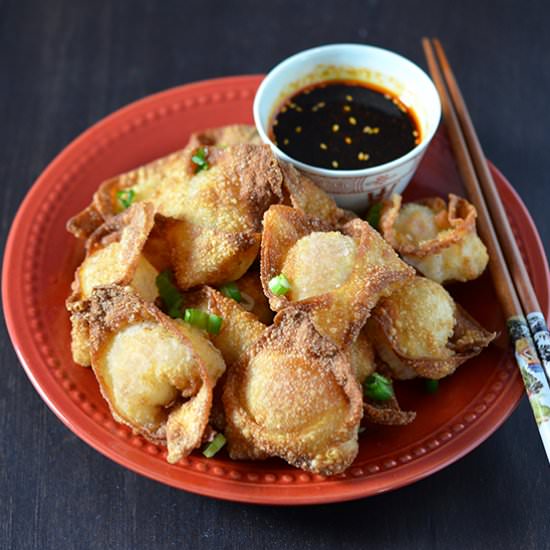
[363,372,394,402]
[268,273,291,296]
[220,282,242,302]
[365,202,382,230]
[191,147,209,173]
[116,188,135,209]
[424,379,439,394]
[207,313,223,335]
[203,433,226,458]
[184,308,223,334]
[156,270,184,318]
[184,308,209,329]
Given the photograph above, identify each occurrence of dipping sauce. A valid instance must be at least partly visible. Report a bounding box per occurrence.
[270,80,420,171]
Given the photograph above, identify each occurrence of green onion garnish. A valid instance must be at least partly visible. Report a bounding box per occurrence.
[183,308,223,335]
[365,202,382,230]
[184,308,208,328]
[203,433,226,458]
[268,274,291,296]
[191,147,209,173]
[116,189,135,209]
[156,270,184,318]
[220,282,242,303]
[363,372,394,402]
[424,379,439,394]
[206,313,223,335]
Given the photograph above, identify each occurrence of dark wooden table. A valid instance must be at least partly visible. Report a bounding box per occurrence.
[1,1,549,548]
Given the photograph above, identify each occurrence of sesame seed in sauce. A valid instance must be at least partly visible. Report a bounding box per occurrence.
[343,105,351,112]
[295,126,302,133]
[332,160,339,168]
[346,95,353,101]
[344,136,352,144]
[348,116,357,125]
[320,142,328,150]
[332,124,340,132]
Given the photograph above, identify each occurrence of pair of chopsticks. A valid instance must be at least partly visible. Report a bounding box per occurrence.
[422,38,550,463]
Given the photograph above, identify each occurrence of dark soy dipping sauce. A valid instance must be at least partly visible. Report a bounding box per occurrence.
[270,80,420,170]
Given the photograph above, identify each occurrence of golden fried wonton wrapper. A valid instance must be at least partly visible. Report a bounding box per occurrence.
[184,285,267,433]
[188,285,375,436]
[230,269,274,325]
[87,285,225,463]
[67,202,158,366]
[379,193,489,284]
[367,277,495,380]
[223,308,363,475]
[348,330,376,385]
[140,143,284,289]
[185,285,266,368]
[261,205,414,348]
[150,217,261,290]
[348,335,416,426]
[186,124,261,149]
[363,393,417,426]
[66,124,262,239]
[278,161,355,226]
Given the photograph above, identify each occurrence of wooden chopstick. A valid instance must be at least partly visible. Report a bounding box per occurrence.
[432,38,550,382]
[422,37,550,462]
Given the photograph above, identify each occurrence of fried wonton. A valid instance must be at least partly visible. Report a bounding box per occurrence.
[150,216,261,289]
[66,124,262,239]
[363,392,417,426]
[367,276,495,380]
[379,193,489,284]
[191,285,377,434]
[141,144,283,289]
[279,161,355,225]
[186,124,261,149]
[223,308,363,475]
[86,285,226,463]
[348,330,376,385]
[184,285,267,433]
[185,285,266,368]
[348,334,416,426]
[227,269,274,325]
[261,205,414,348]
[67,202,158,366]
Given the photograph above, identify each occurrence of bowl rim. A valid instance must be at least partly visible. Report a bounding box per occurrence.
[253,42,442,178]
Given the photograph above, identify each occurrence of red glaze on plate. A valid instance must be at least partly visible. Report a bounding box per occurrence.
[3,75,549,505]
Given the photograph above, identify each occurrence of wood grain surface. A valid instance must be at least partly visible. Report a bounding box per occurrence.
[1,1,548,548]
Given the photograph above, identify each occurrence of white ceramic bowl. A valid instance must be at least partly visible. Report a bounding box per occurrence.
[253,43,441,212]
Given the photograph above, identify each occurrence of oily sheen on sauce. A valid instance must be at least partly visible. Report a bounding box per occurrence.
[270,80,420,171]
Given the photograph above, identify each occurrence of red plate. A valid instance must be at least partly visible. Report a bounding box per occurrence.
[3,75,549,505]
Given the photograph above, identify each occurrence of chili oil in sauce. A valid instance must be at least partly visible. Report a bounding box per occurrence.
[270,80,420,170]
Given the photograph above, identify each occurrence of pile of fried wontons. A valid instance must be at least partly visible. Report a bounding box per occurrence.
[66,124,495,475]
